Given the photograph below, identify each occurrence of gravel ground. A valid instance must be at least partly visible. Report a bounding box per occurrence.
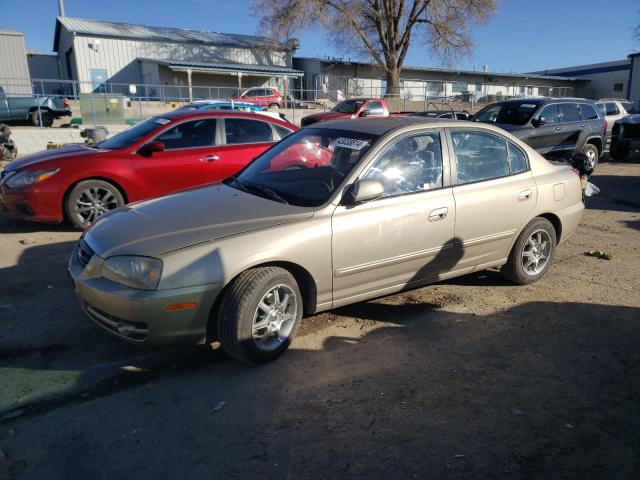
[0,158,639,479]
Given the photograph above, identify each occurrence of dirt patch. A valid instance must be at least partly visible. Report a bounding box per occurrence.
[0,161,639,479]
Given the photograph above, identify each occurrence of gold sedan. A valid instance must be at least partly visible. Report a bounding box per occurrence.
[69,117,584,364]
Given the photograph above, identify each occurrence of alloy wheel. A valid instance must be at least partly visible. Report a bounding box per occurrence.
[584,148,597,171]
[252,284,298,352]
[74,186,119,225]
[521,229,552,276]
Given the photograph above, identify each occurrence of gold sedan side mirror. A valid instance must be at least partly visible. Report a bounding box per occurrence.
[345,179,385,204]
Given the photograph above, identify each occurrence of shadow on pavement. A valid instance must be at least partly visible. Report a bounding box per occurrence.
[1,299,639,480]
[0,215,76,234]
[587,171,640,212]
[2,224,640,478]
[0,238,171,413]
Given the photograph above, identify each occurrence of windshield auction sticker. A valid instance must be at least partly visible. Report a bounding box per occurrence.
[332,138,371,150]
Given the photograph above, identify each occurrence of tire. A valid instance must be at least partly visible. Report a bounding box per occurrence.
[217,266,303,365]
[30,110,54,127]
[581,143,599,171]
[501,217,557,285]
[610,140,629,162]
[64,179,125,230]
[268,103,280,112]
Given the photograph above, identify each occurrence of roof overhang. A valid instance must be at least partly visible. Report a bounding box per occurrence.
[143,59,304,78]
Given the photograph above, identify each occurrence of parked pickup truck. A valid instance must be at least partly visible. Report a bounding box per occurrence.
[301,98,390,126]
[0,87,71,127]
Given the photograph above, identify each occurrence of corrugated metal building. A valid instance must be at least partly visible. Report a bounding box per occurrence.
[293,57,586,102]
[53,17,303,97]
[0,29,32,94]
[530,59,632,100]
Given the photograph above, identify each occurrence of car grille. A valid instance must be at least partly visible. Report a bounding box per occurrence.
[77,238,95,267]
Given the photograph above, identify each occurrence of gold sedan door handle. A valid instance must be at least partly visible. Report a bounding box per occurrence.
[428,207,448,222]
[519,189,532,201]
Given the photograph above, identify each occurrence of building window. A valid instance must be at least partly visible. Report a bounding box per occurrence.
[451,82,468,93]
[426,81,444,94]
[538,87,551,97]
[613,82,624,93]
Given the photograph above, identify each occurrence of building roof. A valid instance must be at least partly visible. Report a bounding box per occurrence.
[144,59,304,77]
[0,29,23,36]
[294,56,585,82]
[54,17,289,52]
[529,59,630,77]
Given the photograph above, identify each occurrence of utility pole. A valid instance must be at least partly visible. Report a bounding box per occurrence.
[58,0,65,17]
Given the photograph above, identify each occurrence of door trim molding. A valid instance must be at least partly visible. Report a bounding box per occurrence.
[333,230,515,278]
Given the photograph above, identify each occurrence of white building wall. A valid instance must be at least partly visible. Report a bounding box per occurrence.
[529,60,631,99]
[293,58,580,102]
[70,33,289,93]
[0,31,32,94]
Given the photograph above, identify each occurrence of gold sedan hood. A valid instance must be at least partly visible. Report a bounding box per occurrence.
[85,183,314,257]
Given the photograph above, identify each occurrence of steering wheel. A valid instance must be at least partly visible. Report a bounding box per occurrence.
[327,169,346,190]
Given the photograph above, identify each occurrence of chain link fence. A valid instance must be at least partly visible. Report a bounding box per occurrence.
[0,76,577,128]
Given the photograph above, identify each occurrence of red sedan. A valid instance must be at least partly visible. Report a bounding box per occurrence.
[0,111,298,229]
[230,87,284,110]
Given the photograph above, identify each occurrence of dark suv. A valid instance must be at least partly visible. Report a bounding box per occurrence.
[473,98,606,170]
[610,114,640,161]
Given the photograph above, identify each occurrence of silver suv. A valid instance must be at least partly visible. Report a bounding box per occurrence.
[595,99,637,140]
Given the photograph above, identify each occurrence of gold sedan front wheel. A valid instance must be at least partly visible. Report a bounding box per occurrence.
[217,267,303,365]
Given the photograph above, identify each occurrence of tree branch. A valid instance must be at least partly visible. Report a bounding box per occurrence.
[324,0,388,69]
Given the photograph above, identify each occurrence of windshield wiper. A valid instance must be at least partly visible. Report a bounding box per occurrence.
[234,179,289,204]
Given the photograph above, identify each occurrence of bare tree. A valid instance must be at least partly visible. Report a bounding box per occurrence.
[254,0,497,96]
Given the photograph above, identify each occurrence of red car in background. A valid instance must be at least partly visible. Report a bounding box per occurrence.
[0,111,298,229]
[230,87,284,110]
[300,98,391,126]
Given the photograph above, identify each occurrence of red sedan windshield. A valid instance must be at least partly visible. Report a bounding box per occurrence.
[98,117,170,150]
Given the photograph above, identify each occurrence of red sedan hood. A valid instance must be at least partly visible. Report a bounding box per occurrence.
[303,111,353,124]
[5,144,103,171]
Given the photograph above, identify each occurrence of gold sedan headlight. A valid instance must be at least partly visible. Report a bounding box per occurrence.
[102,256,163,290]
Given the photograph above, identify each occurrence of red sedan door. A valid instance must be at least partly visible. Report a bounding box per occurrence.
[215,116,283,178]
[132,117,222,200]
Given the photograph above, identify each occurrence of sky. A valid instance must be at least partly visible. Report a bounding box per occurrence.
[2,0,639,73]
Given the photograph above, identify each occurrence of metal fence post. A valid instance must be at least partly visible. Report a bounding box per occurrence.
[139,98,143,120]
[90,95,97,126]
[36,94,43,128]
[423,84,427,111]
[292,93,296,125]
